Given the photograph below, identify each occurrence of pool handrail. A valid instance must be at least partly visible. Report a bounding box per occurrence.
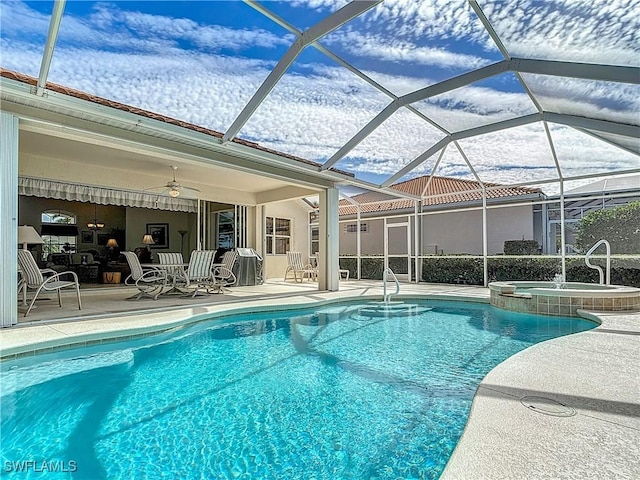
[585,239,611,285]
[383,267,400,303]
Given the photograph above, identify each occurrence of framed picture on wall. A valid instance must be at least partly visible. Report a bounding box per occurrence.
[146,223,169,249]
[97,233,109,246]
[81,230,94,243]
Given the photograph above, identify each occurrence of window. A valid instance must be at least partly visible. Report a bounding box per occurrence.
[344,223,368,233]
[310,226,319,255]
[41,210,78,260]
[266,217,291,254]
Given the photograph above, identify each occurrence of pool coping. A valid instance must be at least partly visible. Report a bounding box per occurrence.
[0,292,487,360]
[442,308,640,479]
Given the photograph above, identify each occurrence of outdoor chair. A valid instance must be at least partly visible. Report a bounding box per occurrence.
[17,249,82,317]
[123,251,167,300]
[213,250,238,289]
[183,250,219,297]
[158,252,188,286]
[284,251,317,282]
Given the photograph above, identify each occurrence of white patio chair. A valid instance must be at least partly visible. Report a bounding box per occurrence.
[284,251,317,282]
[183,250,219,297]
[123,251,167,300]
[17,249,82,317]
[157,252,188,292]
[213,250,238,288]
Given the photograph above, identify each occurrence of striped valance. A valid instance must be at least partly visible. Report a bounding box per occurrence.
[18,177,198,213]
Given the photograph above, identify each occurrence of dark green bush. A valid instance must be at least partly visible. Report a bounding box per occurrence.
[339,257,357,280]
[339,257,385,280]
[421,257,483,284]
[420,256,639,287]
[488,257,560,281]
[575,201,640,254]
[361,257,384,280]
[504,240,540,255]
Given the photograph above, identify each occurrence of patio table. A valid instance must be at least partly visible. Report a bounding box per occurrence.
[141,263,189,296]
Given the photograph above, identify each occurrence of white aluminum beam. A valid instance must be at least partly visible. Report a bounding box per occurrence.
[468,0,511,60]
[512,58,639,84]
[452,113,541,141]
[384,114,544,188]
[420,145,449,198]
[543,112,640,138]
[453,141,482,183]
[574,128,640,157]
[321,62,508,172]
[223,0,379,143]
[36,0,66,96]
[322,101,400,171]
[401,61,509,106]
[383,137,451,187]
[0,112,19,327]
[543,121,564,180]
[222,38,303,143]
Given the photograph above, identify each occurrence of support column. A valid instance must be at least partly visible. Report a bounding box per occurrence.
[318,188,339,291]
[1,112,19,327]
[482,186,488,287]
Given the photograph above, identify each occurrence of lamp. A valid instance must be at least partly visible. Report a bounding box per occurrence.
[178,230,188,257]
[141,234,155,246]
[140,233,155,263]
[106,238,119,261]
[168,187,180,198]
[18,225,44,250]
[87,204,105,230]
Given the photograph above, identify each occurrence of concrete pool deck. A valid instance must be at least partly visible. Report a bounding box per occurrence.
[1,280,639,478]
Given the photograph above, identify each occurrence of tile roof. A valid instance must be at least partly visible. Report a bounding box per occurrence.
[339,176,543,216]
[0,68,353,177]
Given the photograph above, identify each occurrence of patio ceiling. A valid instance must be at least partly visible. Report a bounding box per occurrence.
[0,0,638,200]
[17,121,327,206]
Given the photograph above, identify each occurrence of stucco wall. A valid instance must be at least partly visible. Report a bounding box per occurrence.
[263,200,312,280]
[125,207,194,259]
[338,205,535,257]
[422,205,534,255]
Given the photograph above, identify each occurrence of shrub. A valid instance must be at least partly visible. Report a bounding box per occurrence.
[421,256,639,287]
[575,201,640,254]
[421,257,483,285]
[503,240,540,255]
[488,257,560,281]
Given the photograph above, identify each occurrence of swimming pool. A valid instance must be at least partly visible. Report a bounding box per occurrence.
[0,300,596,479]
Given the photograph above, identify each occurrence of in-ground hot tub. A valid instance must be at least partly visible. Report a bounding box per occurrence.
[489,281,640,317]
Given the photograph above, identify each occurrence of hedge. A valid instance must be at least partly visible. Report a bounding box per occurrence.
[420,256,640,287]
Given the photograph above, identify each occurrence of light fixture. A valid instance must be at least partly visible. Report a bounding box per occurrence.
[168,187,180,198]
[87,204,105,230]
[18,225,44,250]
[141,234,155,246]
[106,238,119,261]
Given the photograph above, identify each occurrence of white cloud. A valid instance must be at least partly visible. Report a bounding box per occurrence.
[482,0,640,66]
[0,0,637,194]
[324,30,491,70]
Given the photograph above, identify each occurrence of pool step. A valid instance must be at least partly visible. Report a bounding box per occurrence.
[357,302,432,318]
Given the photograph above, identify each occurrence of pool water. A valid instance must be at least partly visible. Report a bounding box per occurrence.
[0,300,596,479]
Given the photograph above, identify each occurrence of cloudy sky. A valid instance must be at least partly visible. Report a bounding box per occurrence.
[1,0,638,194]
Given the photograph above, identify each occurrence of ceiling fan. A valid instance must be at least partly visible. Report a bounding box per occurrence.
[145,166,201,198]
